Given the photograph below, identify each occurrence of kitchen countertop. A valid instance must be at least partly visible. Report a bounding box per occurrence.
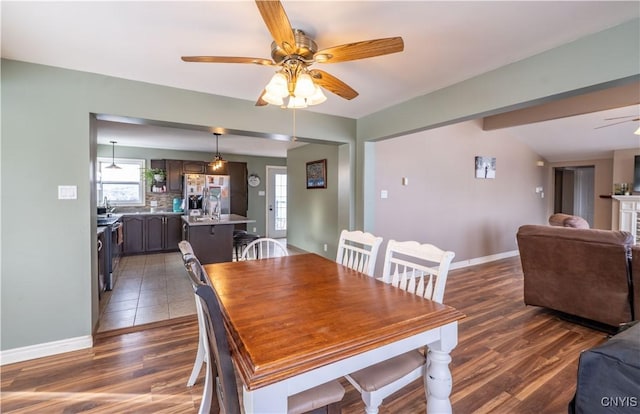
[181,214,255,226]
[120,210,184,215]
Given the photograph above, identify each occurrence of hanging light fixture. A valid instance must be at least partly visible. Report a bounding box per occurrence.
[106,140,121,169]
[262,59,326,109]
[209,133,226,171]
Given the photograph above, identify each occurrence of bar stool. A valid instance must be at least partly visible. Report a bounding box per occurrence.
[233,231,261,260]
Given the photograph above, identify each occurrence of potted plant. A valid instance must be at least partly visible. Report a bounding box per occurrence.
[144,168,165,183]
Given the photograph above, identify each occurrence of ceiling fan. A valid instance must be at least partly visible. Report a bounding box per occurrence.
[181,0,404,108]
[594,115,640,130]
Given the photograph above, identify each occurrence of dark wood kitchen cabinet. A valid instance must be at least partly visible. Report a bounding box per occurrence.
[166,160,183,192]
[123,214,181,255]
[145,214,182,252]
[145,215,165,252]
[183,161,206,174]
[123,215,145,254]
[165,215,183,250]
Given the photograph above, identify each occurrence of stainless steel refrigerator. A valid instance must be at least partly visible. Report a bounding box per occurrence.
[183,174,230,216]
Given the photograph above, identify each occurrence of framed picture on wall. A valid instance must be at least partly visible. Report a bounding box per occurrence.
[306,159,327,189]
[475,156,496,179]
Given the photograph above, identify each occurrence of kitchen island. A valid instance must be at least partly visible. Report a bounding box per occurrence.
[181,214,255,264]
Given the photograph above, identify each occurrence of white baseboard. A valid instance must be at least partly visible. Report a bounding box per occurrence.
[450,250,519,270]
[1,335,93,366]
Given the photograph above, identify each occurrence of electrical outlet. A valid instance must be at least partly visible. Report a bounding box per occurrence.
[323,244,328,252]
[253,227,257,233]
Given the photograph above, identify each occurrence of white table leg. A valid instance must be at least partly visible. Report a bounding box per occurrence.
[242,382,288,414]
[425,322,457,413]
[426,349,452,413]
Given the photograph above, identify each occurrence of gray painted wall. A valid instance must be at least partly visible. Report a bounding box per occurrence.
[355,18,640,229]
[372,119,546,267]
[1,18,638,355]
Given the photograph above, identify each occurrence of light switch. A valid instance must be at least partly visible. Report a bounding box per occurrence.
[381,190,388,199]
[402,177,409,186]
[58,185,77,200]
[258,190,266,196]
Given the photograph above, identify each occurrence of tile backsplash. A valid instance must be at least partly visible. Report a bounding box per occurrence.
[115,192,183,213]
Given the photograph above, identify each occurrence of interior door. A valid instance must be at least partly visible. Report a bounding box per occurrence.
[266,166,287,239]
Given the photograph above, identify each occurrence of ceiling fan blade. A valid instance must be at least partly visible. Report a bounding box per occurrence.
[603,115,639,120]
[594,118,640,129]
[181,56,275,66]
[314,37,404,63]
[255,0,296,54]
[256,90,268,106]
[310,69,358,100]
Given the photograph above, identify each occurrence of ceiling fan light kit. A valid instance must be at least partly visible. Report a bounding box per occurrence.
[181,0,403,110]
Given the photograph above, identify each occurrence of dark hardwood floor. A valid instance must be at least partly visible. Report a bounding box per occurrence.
[1,256,610,413]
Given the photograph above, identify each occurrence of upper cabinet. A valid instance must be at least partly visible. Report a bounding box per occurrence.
[166,160,183,192]
[183,161,206,174]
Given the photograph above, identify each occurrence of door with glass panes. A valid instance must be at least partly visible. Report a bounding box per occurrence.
[266,166,287,239]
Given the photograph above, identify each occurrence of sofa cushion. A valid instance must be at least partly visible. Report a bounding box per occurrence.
[548,213,590,229]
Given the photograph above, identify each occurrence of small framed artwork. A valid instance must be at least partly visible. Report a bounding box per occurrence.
[475,156,496,179]
[306,159,327,189]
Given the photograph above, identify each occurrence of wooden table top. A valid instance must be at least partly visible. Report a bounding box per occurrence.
[203,253,465,390]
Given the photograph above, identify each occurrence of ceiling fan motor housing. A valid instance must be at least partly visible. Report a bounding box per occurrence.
[271,29,317,63]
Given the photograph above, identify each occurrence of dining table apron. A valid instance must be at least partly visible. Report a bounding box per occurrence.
[203,253,465,413]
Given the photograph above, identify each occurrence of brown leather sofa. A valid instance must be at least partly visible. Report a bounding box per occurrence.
[517,224,636,328]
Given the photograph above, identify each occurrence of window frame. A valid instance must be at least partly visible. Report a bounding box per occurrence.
[97,157,146,207]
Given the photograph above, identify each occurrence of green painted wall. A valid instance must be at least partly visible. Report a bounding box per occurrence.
[1,60,354,352]
[1,18,639,356]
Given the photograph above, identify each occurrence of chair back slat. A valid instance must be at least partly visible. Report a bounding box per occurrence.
[336,230,383,276]
[240,237,288,260]
[383,240,455,303]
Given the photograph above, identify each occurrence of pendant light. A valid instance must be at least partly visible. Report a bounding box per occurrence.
[106,140,121,169]
[209,133,226,171]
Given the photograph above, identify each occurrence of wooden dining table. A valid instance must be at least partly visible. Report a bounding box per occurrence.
[203,253,465,413]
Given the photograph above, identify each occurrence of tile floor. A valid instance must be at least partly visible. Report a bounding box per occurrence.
[97,252,195,333]
[98,239,304,333]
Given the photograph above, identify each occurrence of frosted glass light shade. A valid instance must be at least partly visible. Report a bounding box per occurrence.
[294,73,315,98]
[306,86,327,106]
[266,72,289,98]
[262,91,284,106]
[287,96,308,109]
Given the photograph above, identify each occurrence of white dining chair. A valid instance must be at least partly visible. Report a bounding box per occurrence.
[240,237,288,260]
[178,240,195,259]
[345,239,455,414]
[335,229,383,276]
[182,255,213,414]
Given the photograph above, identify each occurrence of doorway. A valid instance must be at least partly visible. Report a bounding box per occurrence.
[266,166,287,238]
[553,166,595,226]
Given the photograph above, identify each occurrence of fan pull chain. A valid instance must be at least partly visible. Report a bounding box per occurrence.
[292,107,297,142]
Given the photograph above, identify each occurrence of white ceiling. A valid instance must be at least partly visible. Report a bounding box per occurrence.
[2,1,639,160]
